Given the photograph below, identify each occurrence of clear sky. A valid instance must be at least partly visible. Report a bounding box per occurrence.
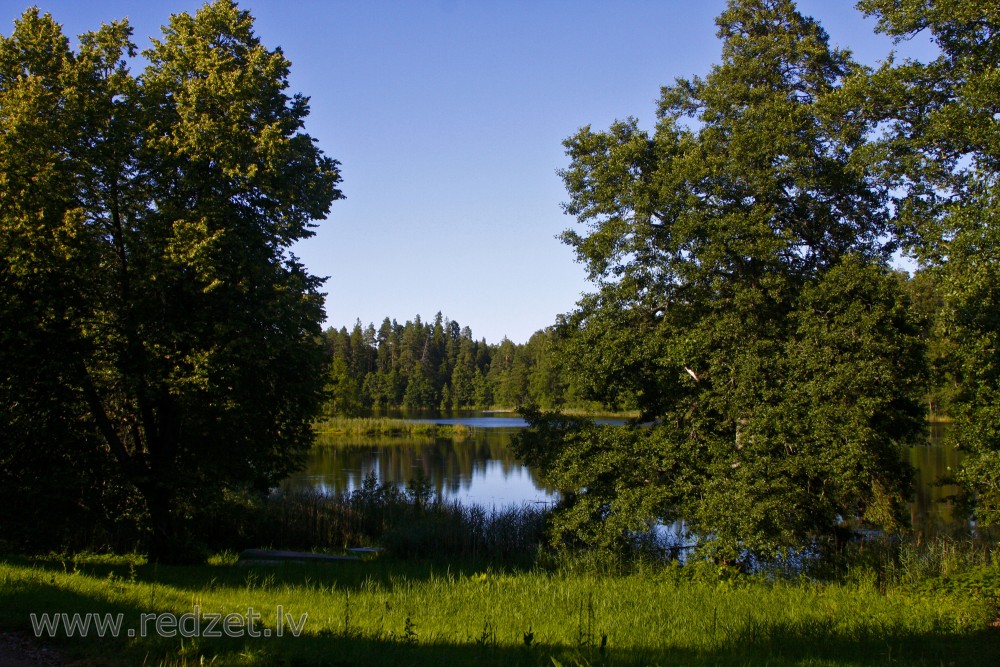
[2,1,937,343]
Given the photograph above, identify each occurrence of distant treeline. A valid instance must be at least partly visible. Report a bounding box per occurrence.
[324,272,963,419]
[321,313,603,415]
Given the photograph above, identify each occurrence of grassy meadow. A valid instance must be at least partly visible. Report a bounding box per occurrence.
[2,545,999,666]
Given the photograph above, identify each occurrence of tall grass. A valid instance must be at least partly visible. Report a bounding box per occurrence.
[314,417,473,439]
[2,547,997,666]
[806,528,1000,595]
[200,474,546,566]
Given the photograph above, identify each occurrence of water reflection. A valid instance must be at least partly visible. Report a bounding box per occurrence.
[283,419,967,533]
[909,422,963,536]
[281,428,556,507]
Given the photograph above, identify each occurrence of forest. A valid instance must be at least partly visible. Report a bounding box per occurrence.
[320,314,598,414]
[319,271,957,419]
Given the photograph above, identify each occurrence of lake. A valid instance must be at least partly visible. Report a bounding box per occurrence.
[281,415,965,533]
[282,414,554,507]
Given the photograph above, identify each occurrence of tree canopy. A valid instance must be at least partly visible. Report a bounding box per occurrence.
[516,0,928,560]
[855,0,1000,524]
[0,1,341,559]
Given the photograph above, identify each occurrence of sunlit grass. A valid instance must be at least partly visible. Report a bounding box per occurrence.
[314,417,473,439]
[2,552,997,666]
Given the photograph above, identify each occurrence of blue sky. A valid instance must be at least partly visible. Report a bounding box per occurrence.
[3,1,937,343]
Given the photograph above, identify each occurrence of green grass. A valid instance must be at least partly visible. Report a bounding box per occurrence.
[312,411,642,439]
[554,408,642,420]
[2,552,998,666]
[314,417,473,439]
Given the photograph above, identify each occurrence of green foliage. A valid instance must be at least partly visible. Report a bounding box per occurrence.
[324,356,365,417]
[0,2,341,560]
[855,0,1000,524]
[519,0,928,560]
[321,314,595,414]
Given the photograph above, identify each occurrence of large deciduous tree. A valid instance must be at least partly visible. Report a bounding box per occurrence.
[516,0,927,560]
[0,1,342,559]
[855,0,1000,524]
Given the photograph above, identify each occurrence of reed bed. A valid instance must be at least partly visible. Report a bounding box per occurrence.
[314,417,473,439]
[198,475,547,566]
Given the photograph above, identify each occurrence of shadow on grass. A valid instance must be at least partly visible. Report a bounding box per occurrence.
[2,556,998,666]
[6,553,498,596]
[223,627,1000,667]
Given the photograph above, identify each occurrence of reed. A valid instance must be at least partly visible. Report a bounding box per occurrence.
[314,417,473,439]
[198,475,546,566]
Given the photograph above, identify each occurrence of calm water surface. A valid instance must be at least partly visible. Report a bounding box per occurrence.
[282,426,554,507]
[909,422,963,534]
[281,416,964,532]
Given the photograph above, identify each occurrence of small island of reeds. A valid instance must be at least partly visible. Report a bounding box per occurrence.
[314,417,474,439]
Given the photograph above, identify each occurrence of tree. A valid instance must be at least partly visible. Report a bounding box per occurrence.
[855,0,1000,524]
[0,2,342,559]
[489,337,525,407]
[523,328,568,409]
[325,356,365,417]
[403,362,436,409]
[450,337,478,408]
[0,9,110,549]
[516,0,926,560]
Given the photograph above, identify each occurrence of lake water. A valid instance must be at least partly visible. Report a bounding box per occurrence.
[282,426,554,507]
[281,416,965,533]
[909,422,963,534]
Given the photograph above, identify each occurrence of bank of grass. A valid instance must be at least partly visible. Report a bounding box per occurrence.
[314,417,473,439]
[312,410,642,439]
[5,480,999,665]
[1,545,998,666]
[556,408,641,420]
